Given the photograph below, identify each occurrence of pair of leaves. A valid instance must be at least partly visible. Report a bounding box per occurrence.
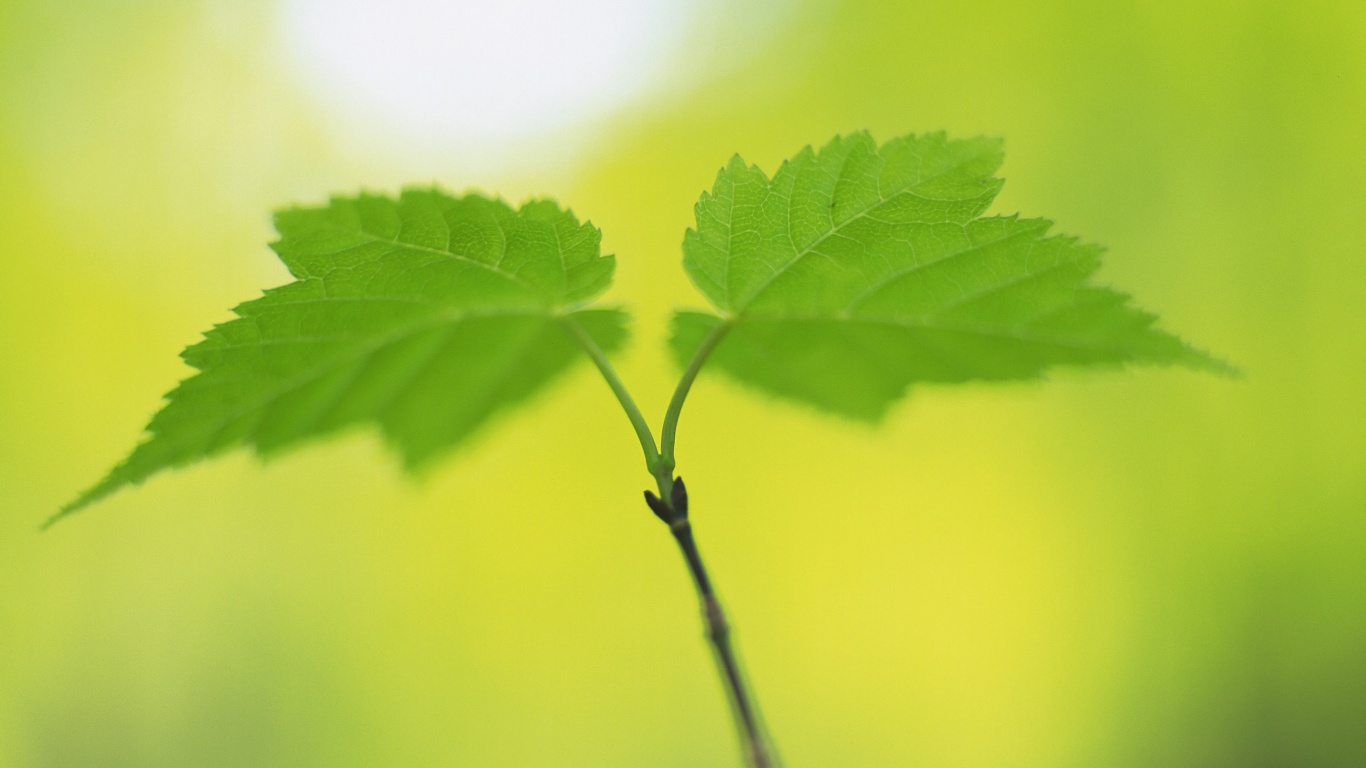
[60,132,1225,519]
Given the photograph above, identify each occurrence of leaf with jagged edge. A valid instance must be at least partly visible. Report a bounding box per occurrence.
[58,190,626,522]
[671,131,1232,420]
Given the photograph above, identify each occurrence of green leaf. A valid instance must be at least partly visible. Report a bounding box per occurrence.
[59,190,626,520]
[672,131,1231,420]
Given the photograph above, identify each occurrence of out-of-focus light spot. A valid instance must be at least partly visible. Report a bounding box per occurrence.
[277,0,693,153]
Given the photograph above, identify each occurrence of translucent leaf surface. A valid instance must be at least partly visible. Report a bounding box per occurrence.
[61,191,625,518]
[672,132,1229,419]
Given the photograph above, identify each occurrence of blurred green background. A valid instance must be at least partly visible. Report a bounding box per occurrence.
[2,0,1363,765]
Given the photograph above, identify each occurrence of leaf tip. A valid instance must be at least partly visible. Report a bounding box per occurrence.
[44,483,107,530]
[1189,350,1244,379]
[39,509,71,532]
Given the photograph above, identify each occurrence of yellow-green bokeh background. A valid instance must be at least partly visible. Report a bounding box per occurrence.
[3,1,1364,765]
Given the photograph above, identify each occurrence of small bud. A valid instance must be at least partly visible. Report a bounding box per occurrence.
[643,490,672,523]
[671,476,689,518]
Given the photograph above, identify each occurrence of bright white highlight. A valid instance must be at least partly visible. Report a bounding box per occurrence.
[277,0,692,146]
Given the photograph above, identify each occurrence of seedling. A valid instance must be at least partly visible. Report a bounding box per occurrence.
[60,132,1229,766]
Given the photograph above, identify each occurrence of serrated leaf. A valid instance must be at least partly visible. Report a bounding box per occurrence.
[60,190,626,520]
[672,131,1230,420]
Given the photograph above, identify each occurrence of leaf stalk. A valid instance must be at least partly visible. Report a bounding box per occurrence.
[660,319,732,464]
[557,315,660,470]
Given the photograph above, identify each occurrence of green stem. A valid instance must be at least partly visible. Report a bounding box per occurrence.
[660,319,732,463]
[566,311,772,767]
[558,315,661,472]
[671,514,775,768]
